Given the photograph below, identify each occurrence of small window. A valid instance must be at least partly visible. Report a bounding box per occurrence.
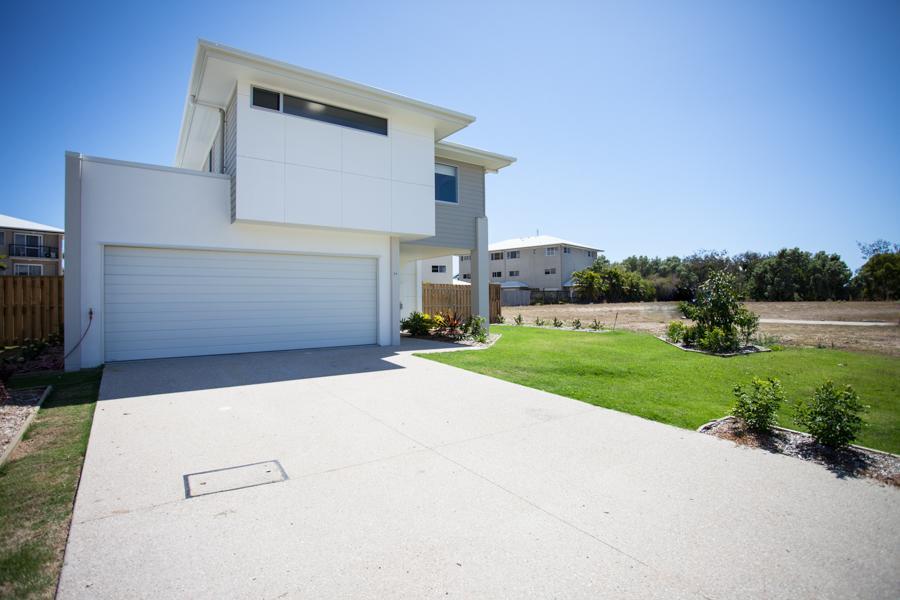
[14,264,43,276]
[587,250,594,257]
[544,268,557,275]
[0,232,4,245]
[252,87,281,111]
[492,271,503,278]
[509,270,519,277]
[431,265,447,273]
[545,247,557,256]
[460,255,470,261]
[435,164,458,203]
[283,94,387,135]
[506,250,520,259]
[490,252,504,261]
[462,274,471,280]
[563,247,571,254]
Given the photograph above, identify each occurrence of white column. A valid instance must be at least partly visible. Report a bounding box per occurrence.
[471,217,490,332]
[415,259,424,313]
[390,236,401,345]
[64,152,83,371]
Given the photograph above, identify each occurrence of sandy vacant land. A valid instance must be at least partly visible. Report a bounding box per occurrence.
[501,301,900,356]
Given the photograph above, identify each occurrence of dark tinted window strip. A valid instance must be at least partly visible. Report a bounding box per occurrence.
[252,87,280,111]
[282,94,387,135]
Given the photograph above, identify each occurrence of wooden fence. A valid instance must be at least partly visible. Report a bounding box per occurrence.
[0,276,64,345]
[422,282,501,323]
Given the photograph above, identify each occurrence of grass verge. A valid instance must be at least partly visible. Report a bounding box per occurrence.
[420,327,900,454]
[0,369,101,600]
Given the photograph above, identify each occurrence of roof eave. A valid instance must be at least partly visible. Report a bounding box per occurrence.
[435,141,516,172]
[176,40,479,166]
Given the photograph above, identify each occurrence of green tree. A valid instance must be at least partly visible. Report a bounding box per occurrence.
[571,269,605,302]
[855,253,900,300]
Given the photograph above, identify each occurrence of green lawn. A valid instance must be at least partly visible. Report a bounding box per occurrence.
[0,369,101,600]
[420,326,900,454]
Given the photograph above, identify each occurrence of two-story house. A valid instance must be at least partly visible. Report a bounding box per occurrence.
[0,214,64,276]
[459,235,600,292]
[64,41,514,369]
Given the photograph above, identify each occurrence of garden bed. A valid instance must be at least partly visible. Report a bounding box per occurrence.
[656,336,770,357]
[0,386,52,465]
[508,324,610,333]
[699,416,900,487]
[403,332,501,349]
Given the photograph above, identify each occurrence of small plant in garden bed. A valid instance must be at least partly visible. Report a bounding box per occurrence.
[571,318,582,330]
[514,314,524,326]
[589,318,604,331]
[464,315,488,343]
[534,317,545,327]
[552,317,564,328]
[732,377,783,432]
[795,381,867,449]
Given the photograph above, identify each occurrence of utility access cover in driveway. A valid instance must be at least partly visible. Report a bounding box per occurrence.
[183,460,288,499]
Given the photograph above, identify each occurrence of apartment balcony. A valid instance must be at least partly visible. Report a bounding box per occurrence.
[8,244,60,259]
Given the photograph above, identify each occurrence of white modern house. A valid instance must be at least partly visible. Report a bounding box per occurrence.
[459,235,601,294]
[64,41,514,370]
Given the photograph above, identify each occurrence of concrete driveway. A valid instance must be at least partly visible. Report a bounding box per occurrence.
[59,340,899,599]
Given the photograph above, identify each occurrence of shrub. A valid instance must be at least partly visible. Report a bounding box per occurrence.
[589,318,604,331]
[464,315,488,343]
[681,325,700,346]
[552,317,563,328]
[571,318,582,330]
[698,326,739,353]
[666,321,686,343]
[442,312,464,339]
[679,270,758,353]
[401,312,431,337]
[794,382,866,448]
[496,314,505,324]
[534,317,546,327]
[430,313,447,336]
[732,377,784,432]
[735,308,760,346]
[514,314,524,326]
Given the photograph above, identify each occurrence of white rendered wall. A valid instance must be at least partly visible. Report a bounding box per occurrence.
[399,259,419,320]
[67,157,394,369]
[234,82,435,238]
[419,256,453,284]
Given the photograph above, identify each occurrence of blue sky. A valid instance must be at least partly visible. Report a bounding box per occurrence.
[2,0,898,269]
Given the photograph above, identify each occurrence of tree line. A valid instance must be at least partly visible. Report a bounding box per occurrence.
[572,239,900,303]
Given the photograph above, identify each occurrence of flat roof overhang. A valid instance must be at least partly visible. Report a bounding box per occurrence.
[176,40,478,169]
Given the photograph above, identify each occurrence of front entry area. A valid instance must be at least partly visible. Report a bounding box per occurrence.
[103,246,377,361]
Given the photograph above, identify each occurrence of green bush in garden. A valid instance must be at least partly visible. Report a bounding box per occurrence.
[732,377,784,432]
[795,382,866,448]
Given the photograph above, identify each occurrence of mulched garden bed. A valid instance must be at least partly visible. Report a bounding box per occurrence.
[700,416,900,488]
[507,324,611,333]
[0,387,51,465]
[403,332,502,349]
[657,336,770,357]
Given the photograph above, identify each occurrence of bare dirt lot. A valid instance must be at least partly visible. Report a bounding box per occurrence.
[501,301,900,356]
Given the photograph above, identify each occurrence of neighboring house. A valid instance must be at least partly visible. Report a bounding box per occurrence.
[64,41,514,369]
[459,235,601,293]
[0,214,64,276]
[399,255,467,320]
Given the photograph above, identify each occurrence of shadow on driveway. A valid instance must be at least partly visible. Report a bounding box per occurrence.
[99,337,465,399]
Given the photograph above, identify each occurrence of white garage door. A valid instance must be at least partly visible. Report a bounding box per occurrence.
[104,246,378,361]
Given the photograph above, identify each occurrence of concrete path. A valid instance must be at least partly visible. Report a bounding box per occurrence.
[760,318,897,326]
[59,340,900,599]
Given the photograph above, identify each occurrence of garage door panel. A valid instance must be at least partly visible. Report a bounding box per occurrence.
[104,246,378,361]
